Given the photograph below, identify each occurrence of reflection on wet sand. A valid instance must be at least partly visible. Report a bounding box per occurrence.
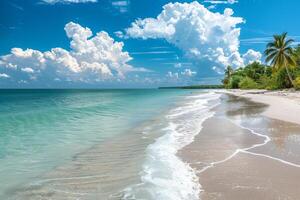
[180,94,300,200]
[224,95,267,117]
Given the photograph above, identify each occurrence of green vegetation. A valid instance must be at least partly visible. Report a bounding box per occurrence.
[238,77,258,89]
[223,33,300,90]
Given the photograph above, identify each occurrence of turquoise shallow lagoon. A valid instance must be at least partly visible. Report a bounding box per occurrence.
[0,89,200,199]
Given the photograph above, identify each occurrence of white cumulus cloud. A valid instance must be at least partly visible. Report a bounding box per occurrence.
[181,69,197,77]
[0,22,146,86]
[242,49,262,65]
[167,71,179,79]
[0,73,10,78]
[167,69,196,80]
[125,1,261,73]
[21,67,35,73]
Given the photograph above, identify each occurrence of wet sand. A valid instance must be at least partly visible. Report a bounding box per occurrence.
[179,94,300,200]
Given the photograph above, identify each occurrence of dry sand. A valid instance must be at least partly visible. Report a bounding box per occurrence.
[224,89,300,125]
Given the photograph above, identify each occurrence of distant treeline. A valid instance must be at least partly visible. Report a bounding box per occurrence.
[159,85,224,89]
[223,33,300,90]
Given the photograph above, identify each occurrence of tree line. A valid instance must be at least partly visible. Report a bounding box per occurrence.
[223,33,300,90]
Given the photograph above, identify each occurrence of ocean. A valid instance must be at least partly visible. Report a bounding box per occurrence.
[0,89,221,199]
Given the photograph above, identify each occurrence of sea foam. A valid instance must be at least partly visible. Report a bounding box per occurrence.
[122,92,221,200]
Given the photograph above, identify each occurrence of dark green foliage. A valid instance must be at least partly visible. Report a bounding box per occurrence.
[239,77,258,89]
[223,62,300,90]
[265,32,296,87]
[224,63,272,89]
[293,45,300,67]
[274,68,293,88]
[223,33,300,90]
[294,77,300,89]
[243,62,267,81]
[257,75,274,89]
[227,75,242,89]
[222,66,234,85]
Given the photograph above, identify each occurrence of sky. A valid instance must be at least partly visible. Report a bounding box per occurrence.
[0,0,300,88]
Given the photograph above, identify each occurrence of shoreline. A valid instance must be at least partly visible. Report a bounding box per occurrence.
[223,89,300,125]
[179,93,300,199]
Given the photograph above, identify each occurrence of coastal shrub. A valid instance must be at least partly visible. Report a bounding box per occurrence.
[265,75,280,90]
[265,66,273,77]
[238,77,258,89]
[294,77,300,90]
[243,62,267,81]
[222,38,300,90]
[274,68,293,89]
[227,75,242,89]
[293,45,300,67]
[257,75,271,89]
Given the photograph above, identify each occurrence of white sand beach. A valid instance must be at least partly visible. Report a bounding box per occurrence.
[224,90,300,125]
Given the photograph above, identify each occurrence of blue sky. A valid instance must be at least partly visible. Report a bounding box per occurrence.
[0,0,299,88]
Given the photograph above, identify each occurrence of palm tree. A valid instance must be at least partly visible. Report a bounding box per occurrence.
[222,65,233,85]
[293,45,300,67]
[265,32,296,87]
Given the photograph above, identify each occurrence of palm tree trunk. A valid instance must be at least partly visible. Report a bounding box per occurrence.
[285,65,295,88]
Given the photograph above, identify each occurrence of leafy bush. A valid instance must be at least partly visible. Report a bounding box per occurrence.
[294,77,300,90]
[239,77,258,89]
[274,68,293,89]
[223,62,273,89]
[257,75,271,89]
[227,75,242,89]
[222,56,300,90]
[264,75,280,90]
[243,62,268,81]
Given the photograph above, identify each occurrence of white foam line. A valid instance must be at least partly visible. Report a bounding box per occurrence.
[121,92,222,199]
[240,150,300,168]
[197,119,300,175]
[234,120,300,168]
[197,149,241,174]
[235,120,270,151]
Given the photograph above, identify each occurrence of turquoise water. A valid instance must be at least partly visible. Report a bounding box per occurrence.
[0,89,196,198]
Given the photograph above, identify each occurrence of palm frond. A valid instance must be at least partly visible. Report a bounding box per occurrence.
[265,32,295,70]
[284,39,294,47]
[265,51,278,63]
[285,54,296,67]
[264,48,278,56]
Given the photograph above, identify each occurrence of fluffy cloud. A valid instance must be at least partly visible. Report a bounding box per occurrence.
[167,71,179,79]
[167,68,196,80]
[41,0,97,4]
[242,49,262,65]
[0,22,145,86]
[126,1,261,73]
[0,73,10,78]
[111,0,130,13]
[181,69,197,77]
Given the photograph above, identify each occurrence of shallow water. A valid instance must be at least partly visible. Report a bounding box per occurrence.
[0,89,219,199]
